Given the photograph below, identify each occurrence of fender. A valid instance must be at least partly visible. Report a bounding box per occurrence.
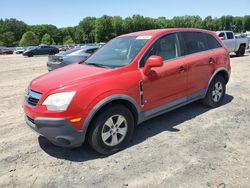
[205,67,229,94]
[81,94,141,138]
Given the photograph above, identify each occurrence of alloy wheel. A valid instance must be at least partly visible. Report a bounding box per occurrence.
[101,115,128,146]
[212,81,223,102]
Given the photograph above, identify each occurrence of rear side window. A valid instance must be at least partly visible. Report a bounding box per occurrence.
[181,32,208,55]
[226,32,234,39]
[205,33,222,49]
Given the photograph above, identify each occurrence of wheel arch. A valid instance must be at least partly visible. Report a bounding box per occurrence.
[239,43,246,48]
[81,94,140,141]
[206,68,229,94]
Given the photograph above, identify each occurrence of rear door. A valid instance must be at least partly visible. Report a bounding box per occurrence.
[180,32,215,95]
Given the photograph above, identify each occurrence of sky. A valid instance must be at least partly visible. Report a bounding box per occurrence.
[1,0,250,28]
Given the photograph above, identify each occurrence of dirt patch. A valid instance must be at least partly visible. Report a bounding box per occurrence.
[0,53,249,187]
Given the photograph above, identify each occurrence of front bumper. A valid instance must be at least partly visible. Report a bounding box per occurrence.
[25,116,85,147]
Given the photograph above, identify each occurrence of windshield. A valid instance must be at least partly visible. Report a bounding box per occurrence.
[83,36,150,68]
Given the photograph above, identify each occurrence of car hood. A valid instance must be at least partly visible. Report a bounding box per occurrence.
[30,63,114,94]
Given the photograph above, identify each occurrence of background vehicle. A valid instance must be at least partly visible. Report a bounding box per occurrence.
[47,46,100,71]
[245,31,250,49]
[23,45,59,57]
[24,28,231,155]
[216,31,249,56]
[14,47,25,54]
[0,48,13,55]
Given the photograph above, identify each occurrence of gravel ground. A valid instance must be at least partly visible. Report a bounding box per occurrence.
[0,53,249,188]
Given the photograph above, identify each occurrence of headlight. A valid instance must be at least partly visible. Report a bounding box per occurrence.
[42,91,76,111]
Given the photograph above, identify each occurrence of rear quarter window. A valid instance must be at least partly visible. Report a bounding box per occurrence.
[205,33,222,49]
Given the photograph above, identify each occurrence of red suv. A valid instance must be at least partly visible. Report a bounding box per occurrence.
[23,28,231,155]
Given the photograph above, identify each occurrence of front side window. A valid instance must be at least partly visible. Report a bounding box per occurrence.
[83,36,150,68]
[182,32,208,55]
[140,33,181,67]
[218,32,225,38]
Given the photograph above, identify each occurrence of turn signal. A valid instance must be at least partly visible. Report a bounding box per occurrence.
[70,118,82,123]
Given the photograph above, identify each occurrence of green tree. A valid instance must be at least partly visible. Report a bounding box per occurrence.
[112,16,124,36]
[95,15,115,42]
[0,32,15,46]
[41,33,54,45]
[219,16,234,30]
[1,15,250,47]
[19,31,39,46]
[78,17,96,43]
[60,27,76,43]
[1,18,28,44]
[243,15,250,31]
[29,24,59,44]
[233,17,244,32]
[63,35,74,44]
[123,17,134,33]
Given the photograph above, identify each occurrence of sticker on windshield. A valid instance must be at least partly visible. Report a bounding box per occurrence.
[136,36,152,40]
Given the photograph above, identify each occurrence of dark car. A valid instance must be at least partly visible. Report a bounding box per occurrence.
[23,45,59,57]
[0,48,14,55]
[47,46,99,71]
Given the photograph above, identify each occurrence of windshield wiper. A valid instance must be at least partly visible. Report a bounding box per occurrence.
[84,62,111,68]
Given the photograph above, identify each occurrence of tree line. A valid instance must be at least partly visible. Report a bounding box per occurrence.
[0,15,250,47]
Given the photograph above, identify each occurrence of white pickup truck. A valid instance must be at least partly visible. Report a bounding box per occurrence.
[216,31,249,56]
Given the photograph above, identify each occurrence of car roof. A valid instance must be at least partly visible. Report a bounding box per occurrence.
[120,28,213,37]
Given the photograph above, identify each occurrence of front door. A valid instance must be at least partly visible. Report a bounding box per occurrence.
[140,33,188,111]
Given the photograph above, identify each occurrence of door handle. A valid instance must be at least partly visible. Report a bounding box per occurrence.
[209,57,215,64]
[179,66,187,72]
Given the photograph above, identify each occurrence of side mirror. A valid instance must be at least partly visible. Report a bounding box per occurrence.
[143,55,164,75]
[220,36,225,40]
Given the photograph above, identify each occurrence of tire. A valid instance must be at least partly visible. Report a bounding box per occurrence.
[87,104,134,155]
[27,53,33,57]
[202,75,226,108]
[235,45,245,57]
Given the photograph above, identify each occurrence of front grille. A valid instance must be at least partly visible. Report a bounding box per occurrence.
[25,89,42,107]
[27,116,35,124]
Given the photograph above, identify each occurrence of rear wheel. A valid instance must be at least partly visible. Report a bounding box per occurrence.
[202,75,226,108]
[87,105,134,155]
[236,45,245,57]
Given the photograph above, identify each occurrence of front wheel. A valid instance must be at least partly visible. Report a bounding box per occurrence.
[27,52,33,57]
[202,75,226,108]
[87,105,134,155]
